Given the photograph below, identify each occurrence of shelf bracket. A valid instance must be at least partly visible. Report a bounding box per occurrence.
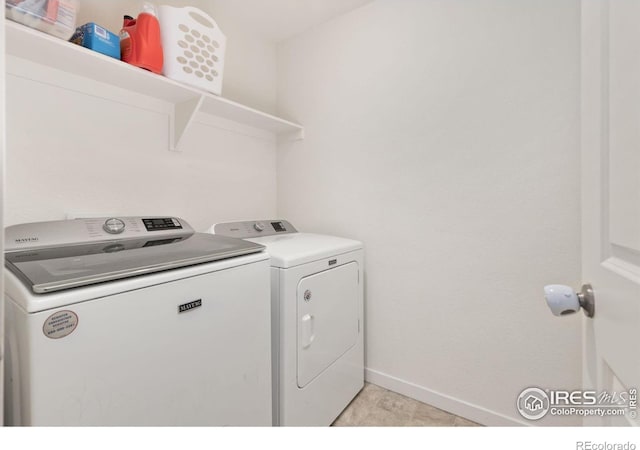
[279,127,305,142]
[170,95,205,152]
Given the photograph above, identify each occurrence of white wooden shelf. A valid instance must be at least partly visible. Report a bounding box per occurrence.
[4,21,304,150]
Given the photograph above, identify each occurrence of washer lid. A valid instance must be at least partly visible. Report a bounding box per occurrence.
[5,233,265,294]
[247,233,362,268]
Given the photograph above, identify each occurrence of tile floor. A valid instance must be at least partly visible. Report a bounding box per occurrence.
[332,383,481,427]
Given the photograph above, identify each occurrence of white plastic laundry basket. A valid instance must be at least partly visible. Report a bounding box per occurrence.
[158,5,226,95]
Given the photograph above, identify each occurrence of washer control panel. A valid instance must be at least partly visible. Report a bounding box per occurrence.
[103,218,126,234]
[5,216,192,251]
[212,220,297,239]
[142,217,183,232]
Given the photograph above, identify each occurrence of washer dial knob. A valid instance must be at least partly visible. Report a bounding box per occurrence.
[103,218,126,234]
[254,222,265,232]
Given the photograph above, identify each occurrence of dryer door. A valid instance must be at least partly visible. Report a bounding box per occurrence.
[297,262,359,388]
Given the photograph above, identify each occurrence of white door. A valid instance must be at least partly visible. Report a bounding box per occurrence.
[297,263,359,388]
[582,0,640,426]
[1,5,6,427]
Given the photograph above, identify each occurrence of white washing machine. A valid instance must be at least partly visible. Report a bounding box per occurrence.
[4,216,272,426]
[210,220,364,426]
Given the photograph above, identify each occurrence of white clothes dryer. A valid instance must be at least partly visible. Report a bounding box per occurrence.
[4,216,272,426]
[210,220,364,426]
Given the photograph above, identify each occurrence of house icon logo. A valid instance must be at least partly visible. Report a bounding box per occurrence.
[525,395,544,411]
[517,387,550,420]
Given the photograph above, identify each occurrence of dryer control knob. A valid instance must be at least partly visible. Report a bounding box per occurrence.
[254,222,265,232]
[103,218,126,234]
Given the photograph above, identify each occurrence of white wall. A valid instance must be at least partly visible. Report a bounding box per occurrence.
[5,1,279,230]
[277,0,582,425]
[4,76,276,230]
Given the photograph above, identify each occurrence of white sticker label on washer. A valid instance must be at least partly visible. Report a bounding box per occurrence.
[43,310,78,339]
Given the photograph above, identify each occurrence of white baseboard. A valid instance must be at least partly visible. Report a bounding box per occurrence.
[364,368,529,427]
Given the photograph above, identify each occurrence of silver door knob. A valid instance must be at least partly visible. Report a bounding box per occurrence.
[544,284,595,318]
